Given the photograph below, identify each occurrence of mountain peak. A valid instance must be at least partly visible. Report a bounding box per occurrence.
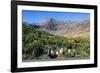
[41,18,57,31]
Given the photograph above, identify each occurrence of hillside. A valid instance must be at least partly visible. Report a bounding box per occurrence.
[22,23,90,61]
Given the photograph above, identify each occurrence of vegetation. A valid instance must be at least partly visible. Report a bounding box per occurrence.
[22,23,90,61]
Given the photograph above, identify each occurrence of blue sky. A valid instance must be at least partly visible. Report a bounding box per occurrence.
[22,10,90,24]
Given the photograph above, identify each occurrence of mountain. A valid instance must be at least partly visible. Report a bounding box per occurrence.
[40,18,90,38]
[63,19,90,38]
[25,18,90,38]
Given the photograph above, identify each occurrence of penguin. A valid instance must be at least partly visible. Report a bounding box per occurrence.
[47,48,57,58]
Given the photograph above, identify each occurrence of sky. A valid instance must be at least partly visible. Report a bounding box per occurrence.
[22,10,90,24]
